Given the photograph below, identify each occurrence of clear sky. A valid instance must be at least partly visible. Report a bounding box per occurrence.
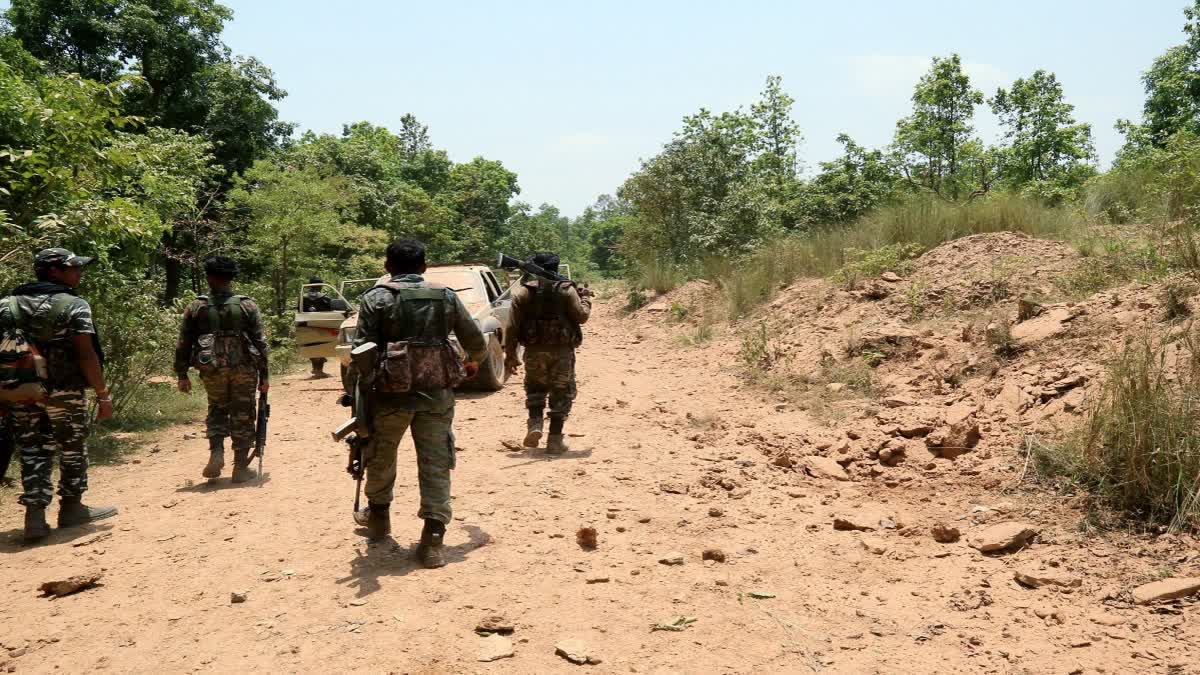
[12,1,1192,215]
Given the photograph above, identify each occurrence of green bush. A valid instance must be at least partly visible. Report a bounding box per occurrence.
[1036,335,1200,531]
[833,243,923,288]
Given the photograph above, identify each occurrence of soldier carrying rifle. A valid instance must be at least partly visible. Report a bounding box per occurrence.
[343,240,486,569]
[175,256,270,483]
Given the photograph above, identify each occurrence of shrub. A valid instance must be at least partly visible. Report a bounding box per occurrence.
[832,243,923,288]
[624,286,649,313]
[1041,334,1200,531]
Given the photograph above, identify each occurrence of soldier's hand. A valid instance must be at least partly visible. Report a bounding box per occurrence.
[505,356,521,377]
[463,361,480,378]
[578,285,595,299]
[259,381,270,394]
[177,378,191,394]
[96,398,114,422]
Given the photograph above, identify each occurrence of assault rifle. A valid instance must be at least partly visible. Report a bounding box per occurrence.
[0,413,13,486]
[331,342,379,515]
[251,390,269,476]
[496,253,591,296]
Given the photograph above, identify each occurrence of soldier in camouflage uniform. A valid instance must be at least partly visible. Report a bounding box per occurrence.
[174,257,270,483]
[350,239,486,568]
[504,252,592,454]
[0,248,118,544]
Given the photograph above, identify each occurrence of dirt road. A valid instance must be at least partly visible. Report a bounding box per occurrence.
[1,301,1197,673]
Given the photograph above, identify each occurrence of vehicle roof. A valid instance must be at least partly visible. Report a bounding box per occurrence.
[426,265,493,273]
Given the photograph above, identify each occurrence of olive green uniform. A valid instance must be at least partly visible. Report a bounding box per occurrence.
[353,273,486,524]
[505,280,591,420]
[174,291,269,458]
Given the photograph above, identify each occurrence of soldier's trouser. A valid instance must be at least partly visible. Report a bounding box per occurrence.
[10,390,90,508]
[524,348,577,418]
[364,402,455,524]
[199,366,258,451]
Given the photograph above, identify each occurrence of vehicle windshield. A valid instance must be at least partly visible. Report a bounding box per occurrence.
[340,279,380,306]
[425,269,488,310]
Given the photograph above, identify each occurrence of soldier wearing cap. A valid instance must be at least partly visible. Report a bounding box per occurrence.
[174,256,270,483]
[0,248,117,544]
[504,252,592,454]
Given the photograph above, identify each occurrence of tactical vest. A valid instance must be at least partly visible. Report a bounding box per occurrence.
[192,295,257,370]
[373,280,465,393]
[4,293,86,391]
[519,281,582,348]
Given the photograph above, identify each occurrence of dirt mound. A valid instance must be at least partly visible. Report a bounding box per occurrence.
[637,279,720,324]
[902,232,1080,311]
[647,232,1193,488]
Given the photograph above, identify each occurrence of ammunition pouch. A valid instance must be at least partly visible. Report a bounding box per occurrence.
[376,340,465,394]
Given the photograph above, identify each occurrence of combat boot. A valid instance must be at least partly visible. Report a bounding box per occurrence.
[416,519,447,569]
[23,506,49,544]
[203,437,225,479]
[545,434,570,455]
[523,416,543,448]
[354,503,391,539]
[57,497,118,528]
[230,447,258,483]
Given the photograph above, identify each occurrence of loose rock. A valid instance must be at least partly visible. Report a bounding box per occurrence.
[475,615,515,635]
[803,456,850,481]
[576,527,598,550]
[477,634,515,662]
[1131,577,1200,605]
[555,638,601,665]
[931,523,960,543]
[968,522,1038,553]
[658,552,685,566]
[702,548,726,563]
[38,573,102,598]
[1014,570,1082,589]
[230,591,248,604]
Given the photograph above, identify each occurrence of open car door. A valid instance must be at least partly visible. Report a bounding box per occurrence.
[294,283,351,359]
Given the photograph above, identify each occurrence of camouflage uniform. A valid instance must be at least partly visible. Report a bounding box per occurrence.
[505,279,591,424]
[353,273,486,523]
[0,287,100,508]
[174,291,269,458]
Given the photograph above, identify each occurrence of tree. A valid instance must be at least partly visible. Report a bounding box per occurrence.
[803,134,900,224]
[1139,44,1200,146]
[990,70,1095,201]
[440,157,520,260]
[229,161,362,316]
[893,54,984,200]
[750,74,801,187]
[5,0,123,80]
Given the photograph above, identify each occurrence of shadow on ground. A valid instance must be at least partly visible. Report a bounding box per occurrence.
[336,524,492,598]
[175,473,274,493]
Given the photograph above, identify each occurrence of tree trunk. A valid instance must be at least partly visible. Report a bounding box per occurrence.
[162,230,181,304]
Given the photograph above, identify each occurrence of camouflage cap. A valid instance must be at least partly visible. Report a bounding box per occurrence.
[34,248,95,269]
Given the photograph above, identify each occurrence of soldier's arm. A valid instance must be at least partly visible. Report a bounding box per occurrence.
[504,286,526,361]
[173,305,195,379]
[353,291,384,349]
[242,299,270,382]
[564,285,592,325]
[450,293,488,364]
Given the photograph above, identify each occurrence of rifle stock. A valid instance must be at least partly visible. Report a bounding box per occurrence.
[337,341,379,514]
[253,390,269,476]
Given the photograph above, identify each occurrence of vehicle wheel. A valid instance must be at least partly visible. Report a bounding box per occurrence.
[473,334,505,391]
